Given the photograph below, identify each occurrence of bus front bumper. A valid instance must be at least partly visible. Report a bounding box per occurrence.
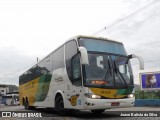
[84,97,135,110]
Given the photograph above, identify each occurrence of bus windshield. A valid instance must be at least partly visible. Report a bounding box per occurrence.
[79,38,133,88]
[78,37,127,55]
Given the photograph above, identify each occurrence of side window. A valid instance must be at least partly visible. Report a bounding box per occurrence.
[44,55,52,74]
[53,46,64,70]
[71,54,81,86]
[65,40,78,80]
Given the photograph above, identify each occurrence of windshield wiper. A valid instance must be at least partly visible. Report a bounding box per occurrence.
[113,61,128,87]
[103,59,112,83]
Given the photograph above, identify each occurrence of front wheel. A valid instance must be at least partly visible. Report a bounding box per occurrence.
[91,109,105,114]
[55,95,65,115]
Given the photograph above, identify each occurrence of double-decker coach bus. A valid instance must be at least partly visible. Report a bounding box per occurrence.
[19,35,144,113]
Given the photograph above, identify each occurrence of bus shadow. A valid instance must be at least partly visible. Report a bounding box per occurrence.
[35,108,120,118]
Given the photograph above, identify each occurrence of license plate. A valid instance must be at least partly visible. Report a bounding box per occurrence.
[111,102,120,106]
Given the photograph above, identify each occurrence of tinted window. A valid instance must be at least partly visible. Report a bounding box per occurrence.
[19,69,32,85]
[71,54,82,86]
[43,55,52,74]
[53,45,64,70]
[19,46,64,85]
[65,40,78,80]
[79,38,127,55]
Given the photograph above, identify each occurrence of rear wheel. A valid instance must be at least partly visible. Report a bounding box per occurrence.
[91,109,105,114]
[23,98,26,109]
[24,99,29,110]
[24,98,35,110]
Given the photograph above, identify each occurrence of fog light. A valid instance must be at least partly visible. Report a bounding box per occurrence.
[85,93,101,99]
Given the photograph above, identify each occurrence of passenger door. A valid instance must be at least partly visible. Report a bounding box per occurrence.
[69,53,83,109]
[65,40,83,109]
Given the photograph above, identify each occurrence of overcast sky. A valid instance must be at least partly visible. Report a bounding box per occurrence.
[98,0,160,85]
[0,0,159,86]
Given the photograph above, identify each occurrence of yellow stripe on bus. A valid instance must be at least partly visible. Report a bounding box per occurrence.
[19,78,39,106]
[90,88,126,99]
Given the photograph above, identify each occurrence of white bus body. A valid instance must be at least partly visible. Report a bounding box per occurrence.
[19,35,144,113]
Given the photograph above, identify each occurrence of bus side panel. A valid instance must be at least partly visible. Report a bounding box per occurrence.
[33,68,64,108]
[19,77,40,106]
[19,74,52,106]
[35,74,52,101]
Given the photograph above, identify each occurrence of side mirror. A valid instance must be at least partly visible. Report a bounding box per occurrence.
[78,47,89,65]
[128,54,144,70]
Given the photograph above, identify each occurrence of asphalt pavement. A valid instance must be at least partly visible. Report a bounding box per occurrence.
[0,105,160,120]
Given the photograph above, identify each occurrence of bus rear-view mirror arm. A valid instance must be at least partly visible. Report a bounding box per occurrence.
[127,54,144,70]
[78,47,89,65]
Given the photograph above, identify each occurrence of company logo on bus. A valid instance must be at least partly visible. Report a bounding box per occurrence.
[24,82,35,90]
[68,94,79,106]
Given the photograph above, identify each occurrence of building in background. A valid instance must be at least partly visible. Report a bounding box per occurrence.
[0,84,19,105]
[0,84,9,96]
[2,92,19,105]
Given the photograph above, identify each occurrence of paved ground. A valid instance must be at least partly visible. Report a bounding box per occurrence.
[0,105,160,120]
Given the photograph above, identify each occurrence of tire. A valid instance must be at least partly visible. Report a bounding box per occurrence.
[55,95,64,111]
[55,95,66,115]
[91,109,105,114]
[24,98,35,110]
[23,98,26,109]
[24,99,29,110]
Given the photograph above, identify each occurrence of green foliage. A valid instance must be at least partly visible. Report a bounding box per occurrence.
[135,90,160,99]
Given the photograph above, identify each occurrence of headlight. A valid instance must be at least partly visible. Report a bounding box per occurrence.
[92,94,101,99]
[127,94,134,98]
[85,93,101,99]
